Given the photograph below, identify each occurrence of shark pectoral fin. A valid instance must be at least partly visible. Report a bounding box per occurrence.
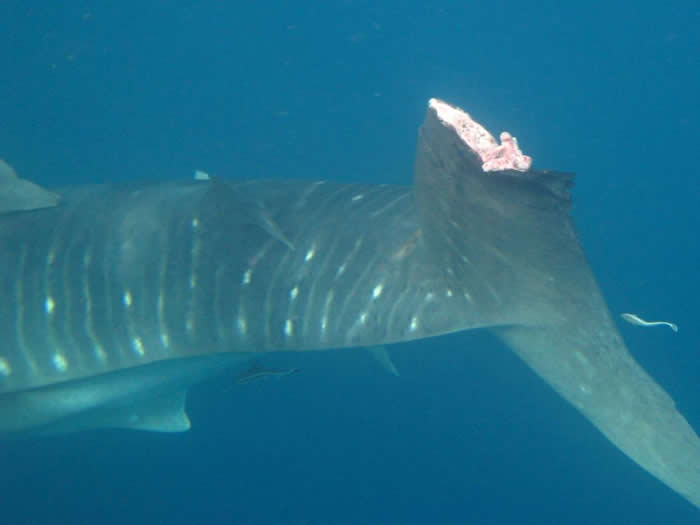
[0,159,60,213]
[367,346,400,376]
[100,390,192,433]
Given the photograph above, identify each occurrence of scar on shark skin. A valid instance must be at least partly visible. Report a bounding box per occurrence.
[621,313,678,332]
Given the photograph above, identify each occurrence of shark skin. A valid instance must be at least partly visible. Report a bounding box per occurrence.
[0,98,697,509]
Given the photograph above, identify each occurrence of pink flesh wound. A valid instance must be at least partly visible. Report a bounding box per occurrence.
[428,98,532,172]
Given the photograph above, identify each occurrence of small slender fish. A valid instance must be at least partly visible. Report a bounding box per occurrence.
[621,313,678,333]
[236,363,300,385]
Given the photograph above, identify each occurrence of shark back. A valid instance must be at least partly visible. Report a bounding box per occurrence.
[0,171,490,397]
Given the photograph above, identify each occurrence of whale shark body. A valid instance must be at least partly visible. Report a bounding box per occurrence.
[1,99,698,510]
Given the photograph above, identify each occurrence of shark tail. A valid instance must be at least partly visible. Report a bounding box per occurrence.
[500,323,700,509]
[414,98,700,509]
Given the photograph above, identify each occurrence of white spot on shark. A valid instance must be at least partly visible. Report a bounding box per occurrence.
[0,357,11,377]
[123,290,133,307]
[290,286,299,301]
[191,217,199,229]
[52,353,68,372]
[284,319,294,337]
[409,316,419,332]
[94,345,107,364]
[372,284,384,299]
[237,316,248,335]
[242,269,252,285]
[44,296,55,314]
[305,247,316,262]
[132,337,145,356]
[352,194,364,201]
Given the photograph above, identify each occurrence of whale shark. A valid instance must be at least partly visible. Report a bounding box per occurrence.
[0,98,698,510]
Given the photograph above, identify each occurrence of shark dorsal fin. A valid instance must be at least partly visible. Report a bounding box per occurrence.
[198,175,294,250]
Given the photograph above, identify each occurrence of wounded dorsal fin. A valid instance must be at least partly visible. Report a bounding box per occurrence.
[0,160,60,213]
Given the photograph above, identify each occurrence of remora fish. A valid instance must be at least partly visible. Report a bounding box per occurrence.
[0,98,698,510]
[621,312,678,332]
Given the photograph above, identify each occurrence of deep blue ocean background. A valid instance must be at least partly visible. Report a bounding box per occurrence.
[0,2,698,524]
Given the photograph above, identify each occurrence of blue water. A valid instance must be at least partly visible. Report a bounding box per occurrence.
[0,2,698,523]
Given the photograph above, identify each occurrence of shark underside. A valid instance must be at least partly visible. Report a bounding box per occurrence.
[1,99,699,510]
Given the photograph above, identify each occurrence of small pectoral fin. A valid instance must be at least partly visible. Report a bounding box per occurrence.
[100,390,192,433]
[368,345,400,376]
[0,160,60,213]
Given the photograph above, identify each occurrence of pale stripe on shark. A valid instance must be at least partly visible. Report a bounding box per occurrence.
[157,238,171,350]
[81,247,108,364]
[102,227,125,364]
[213,263,226,345]
[15,246,37,376]
[320,289,333,337]
[122,289,144,357]
[185,216,202,336]
[44,240,68,373]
